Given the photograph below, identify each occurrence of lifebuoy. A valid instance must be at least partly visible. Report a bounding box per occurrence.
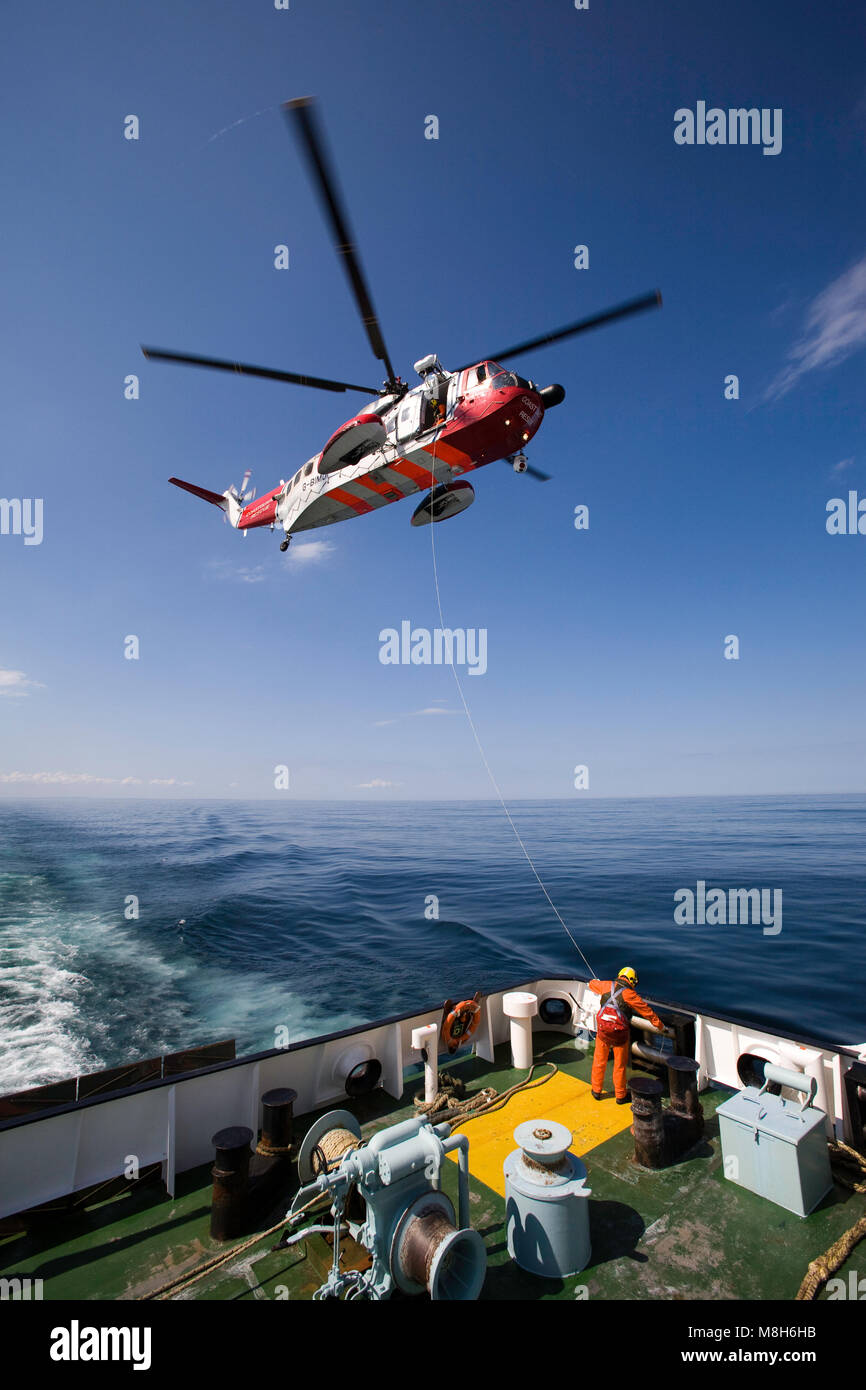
[442,999,482,1053]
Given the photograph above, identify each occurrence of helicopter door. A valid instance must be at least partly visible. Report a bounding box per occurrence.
[395,389,425,444]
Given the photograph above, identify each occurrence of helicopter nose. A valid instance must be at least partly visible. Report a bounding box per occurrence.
[539,383,565,408]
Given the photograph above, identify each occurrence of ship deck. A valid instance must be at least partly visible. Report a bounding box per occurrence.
[2,1032,862,1302]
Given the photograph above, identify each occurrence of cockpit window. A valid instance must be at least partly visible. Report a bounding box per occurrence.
[474,361,518,390]
[486,362,518,389]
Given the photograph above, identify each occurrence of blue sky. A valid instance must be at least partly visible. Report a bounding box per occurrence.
[1,0,865,799]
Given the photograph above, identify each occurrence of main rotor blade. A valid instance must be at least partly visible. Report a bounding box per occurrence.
[284,97,397,386]
[456,290,662,371]
[141,346,376,394]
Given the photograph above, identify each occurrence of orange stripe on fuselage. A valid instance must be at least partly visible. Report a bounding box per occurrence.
[389,457,437,487]
[355,472,405,500]
[423,439,472,470]
[326,487,374,515]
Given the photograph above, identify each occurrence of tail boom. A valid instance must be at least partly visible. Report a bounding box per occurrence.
[169,476,243,527]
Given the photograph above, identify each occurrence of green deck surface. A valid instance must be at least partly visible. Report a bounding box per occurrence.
[2,1033,863,1302]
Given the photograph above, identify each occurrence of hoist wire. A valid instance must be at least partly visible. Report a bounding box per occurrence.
[424,441,595,980]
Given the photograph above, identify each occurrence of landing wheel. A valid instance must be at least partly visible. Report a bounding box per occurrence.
[280,537,290,552]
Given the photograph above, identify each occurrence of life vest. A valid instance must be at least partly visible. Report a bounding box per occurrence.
[597,982,630,1040]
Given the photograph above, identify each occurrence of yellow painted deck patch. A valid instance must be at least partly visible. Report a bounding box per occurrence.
[446,1071,633,1196]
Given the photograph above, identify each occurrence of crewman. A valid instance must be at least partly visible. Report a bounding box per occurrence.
[588,967,664,1104]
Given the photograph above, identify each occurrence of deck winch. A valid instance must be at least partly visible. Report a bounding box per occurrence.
[290,1110,486,1300]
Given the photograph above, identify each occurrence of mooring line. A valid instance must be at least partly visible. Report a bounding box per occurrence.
[425,443,595,979]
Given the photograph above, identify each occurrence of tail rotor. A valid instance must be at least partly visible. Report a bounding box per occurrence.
[224,469,257,534]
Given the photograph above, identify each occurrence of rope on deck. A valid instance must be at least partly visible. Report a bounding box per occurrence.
[795,1142,866,1301]
[136,1187,331,1301]
[413,1061,558,1128]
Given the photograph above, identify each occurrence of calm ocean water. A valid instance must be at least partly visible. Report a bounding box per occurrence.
[0,795,864,1093]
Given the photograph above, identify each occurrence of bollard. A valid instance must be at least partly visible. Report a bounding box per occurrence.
[665,1055,703,1156]
[667,1055,703,1123]
[629,1077,666,1169]
[259,1088,298,1155]
[211,1125,253,1241]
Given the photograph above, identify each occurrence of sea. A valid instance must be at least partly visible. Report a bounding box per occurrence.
[0,795,864,1094]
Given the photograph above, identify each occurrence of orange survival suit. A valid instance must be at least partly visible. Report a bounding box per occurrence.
[589,977,664,1100]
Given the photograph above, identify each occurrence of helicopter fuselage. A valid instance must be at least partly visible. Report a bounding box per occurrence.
[150,98,659,553]
[236,362,546,538]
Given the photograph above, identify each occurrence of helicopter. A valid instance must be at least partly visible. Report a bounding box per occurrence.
[142,98,661,553]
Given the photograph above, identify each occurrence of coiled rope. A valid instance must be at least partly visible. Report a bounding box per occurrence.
[310,1128,361,1175]
[414,1061,558,1127]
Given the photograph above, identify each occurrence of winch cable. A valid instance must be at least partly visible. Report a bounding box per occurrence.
[425,442,596,981]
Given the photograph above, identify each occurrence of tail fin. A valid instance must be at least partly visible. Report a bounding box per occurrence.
[169,477,242,527]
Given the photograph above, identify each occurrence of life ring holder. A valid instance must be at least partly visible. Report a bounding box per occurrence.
[441,993,483,1055]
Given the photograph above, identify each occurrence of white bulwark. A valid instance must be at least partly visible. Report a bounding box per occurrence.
[0,977,861,1221]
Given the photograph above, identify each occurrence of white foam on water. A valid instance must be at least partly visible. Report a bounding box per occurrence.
[0,873,187,1092]
[0,872,364,1094]
[184,968,363,1055]
[0,924,97,1090]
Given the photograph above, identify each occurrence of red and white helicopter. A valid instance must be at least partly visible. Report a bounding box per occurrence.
[143,99,661,553]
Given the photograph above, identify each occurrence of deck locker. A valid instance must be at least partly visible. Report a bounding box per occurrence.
[717,1064,833,1217]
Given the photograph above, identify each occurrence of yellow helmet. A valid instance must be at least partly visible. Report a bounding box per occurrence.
[617,966,638,986]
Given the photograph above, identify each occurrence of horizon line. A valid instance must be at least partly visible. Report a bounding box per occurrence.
[0,790,864,805]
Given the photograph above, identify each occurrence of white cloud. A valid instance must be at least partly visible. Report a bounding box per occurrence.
[204,539,335,577]
[286,540,336,565]
[374,707,458,727]
[766,254,866,400]
[0,771,192,787]
[0,668,43,697]
[356,778,400,789]
[0,771,117,785]
[832,457,855,475]
[205,559,266,584]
